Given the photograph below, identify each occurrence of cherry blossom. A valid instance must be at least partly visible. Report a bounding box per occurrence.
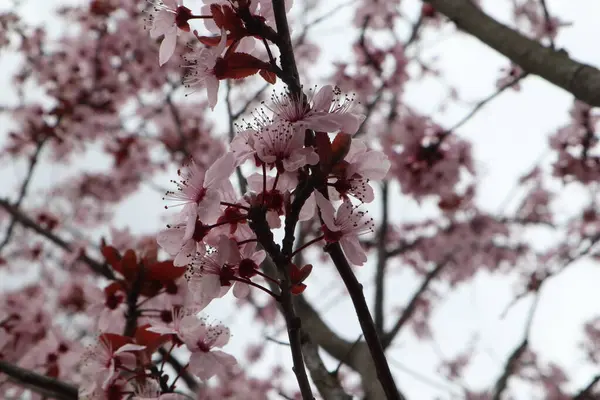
[314,192,374,266]
[182,29,227,109]
[79,335,145,396]
[267,85,366,134]
[145,0,193,66]
[330,139,390,202]
[183,320,237,380]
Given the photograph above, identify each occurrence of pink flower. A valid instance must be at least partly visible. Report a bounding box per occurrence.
[267,85,366,134]
[146,307,206,343]
[182,29,227,110]
[79,336,145,396]
[315,192,374,266]
[254,121,319,172]
[163,152,235,235]
[183,321,237,380]
[133,379,187,399]
[185,236,258,302]
[157,208,209,267]
[330,139,390,203]
[146,0,191,66]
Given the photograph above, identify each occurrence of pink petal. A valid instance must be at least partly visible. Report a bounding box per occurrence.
[206,75,220,109]
[299,192,316,221]
[157,227,185,255]
[205,152,236,187]
[314,192,338,231]
[115,344,146,354]
[312,85,334,111]
[159,28,177,66]
[174,240,196,267]
[340,236,367,266]
[233,281,250,298]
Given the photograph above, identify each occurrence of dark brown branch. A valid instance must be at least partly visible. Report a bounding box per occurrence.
[248,207,314,400]
[492,295,539,400]
[325,242,405,400]
[0,198,115,280]
[0,360,78,400]
[573,374,600,400]
[374,181,389,336]
[123,264,145,337]
[158,347,198,391]
[382,261,447,349]
[425,0,600,107]
[271,0,301,94]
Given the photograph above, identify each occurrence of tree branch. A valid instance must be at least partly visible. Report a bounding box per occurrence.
[374,181,389,336]
[425,0,600,106]
[382,261,448,349]
[301,333,352,400]
[0,198,115,280]
[0,360,78,400]
[325,242,405,400]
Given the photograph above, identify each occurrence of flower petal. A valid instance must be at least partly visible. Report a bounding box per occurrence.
[159,28,178,66]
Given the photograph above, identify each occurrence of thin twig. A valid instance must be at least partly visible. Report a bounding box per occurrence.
[0,198,115,279]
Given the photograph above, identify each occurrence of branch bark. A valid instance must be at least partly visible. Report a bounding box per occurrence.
[0,360,78,400]
[425,0,600,107]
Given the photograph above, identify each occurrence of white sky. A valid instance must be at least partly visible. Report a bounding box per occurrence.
[2,0,600,398]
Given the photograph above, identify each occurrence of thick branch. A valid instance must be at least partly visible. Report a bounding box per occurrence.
[301,333,352,400]
[0,198,115,280]
[271,0,301,94]
[425,0,600,106]
[0,360,78,400]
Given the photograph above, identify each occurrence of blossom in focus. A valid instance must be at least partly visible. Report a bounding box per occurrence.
[267,85,366,134]
[315,191,374,266]
[330,139,390,202]
[146,0,193,66]
[183,320,237,380]
[182,29,228,109]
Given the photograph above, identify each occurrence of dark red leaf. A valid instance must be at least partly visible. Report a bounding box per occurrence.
[259,69,277,84]
[331,132,352,164]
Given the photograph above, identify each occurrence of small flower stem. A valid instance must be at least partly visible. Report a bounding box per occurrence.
[236,277,281,300]
[168,362,189,391]
[220,201,250,211]
[160,343,176,374]
[272,170,280,191]
[237,238,258,245]
[290,235,324,258]
[262,163,268,206]
[189,15,212,19]
[253,268,280,285]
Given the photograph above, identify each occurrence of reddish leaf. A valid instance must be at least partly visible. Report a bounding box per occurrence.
[331,132,352,164]
[210,4,225,28]
[101,245,121,268]
[104,281,124,298]
[315,131,332,172]
[99,333,132,350]
[146,261,185,282]
[119,249,138,281]
[290,263,312,285]
[291,283,307,295]
[259,69,277,84]
[217,52,269,80]
[135,324,169,354]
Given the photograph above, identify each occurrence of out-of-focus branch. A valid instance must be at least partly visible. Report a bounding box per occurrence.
[0,360,78,400]
[158,347,198,392]
[0,138,47,253]
[492,295,539,400]
[382,261,448,349]
[573,374,600,400]
[301,333,352,400]
[374,181,389,336]
[325,242,404,400]
[0,198,115,280]
[425,0,600,107]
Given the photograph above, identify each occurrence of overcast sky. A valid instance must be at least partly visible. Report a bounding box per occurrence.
[2,0,600,398]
